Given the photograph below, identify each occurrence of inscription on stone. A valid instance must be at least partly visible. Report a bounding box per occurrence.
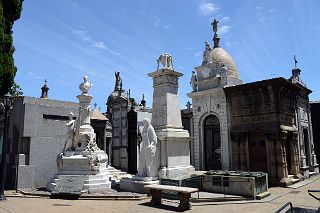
[53,176,85,195]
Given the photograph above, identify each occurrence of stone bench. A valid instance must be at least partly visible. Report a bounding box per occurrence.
[144,184,198,211]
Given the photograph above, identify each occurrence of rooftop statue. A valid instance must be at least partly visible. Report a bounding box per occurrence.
[79,75,92,94]
[114,71,123,91]
[157,53,173,70]
[212,19,219,34]
[202,41,212,65]
[190,71,198,92]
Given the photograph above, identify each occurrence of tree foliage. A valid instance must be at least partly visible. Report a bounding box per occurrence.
[0,0,23,98]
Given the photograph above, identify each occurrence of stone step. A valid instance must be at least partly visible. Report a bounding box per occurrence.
[84,179,110,185]
[256,191,271,200]
[292,178,300,184]
[310,171,316,176]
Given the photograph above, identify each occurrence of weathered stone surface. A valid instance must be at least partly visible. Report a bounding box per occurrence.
[149,59,195,179]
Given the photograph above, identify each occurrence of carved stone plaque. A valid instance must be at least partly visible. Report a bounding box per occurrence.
[52,175,86,195]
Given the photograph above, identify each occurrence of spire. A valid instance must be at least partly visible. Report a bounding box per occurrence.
[211,19,220,48]
[40,79,49,99]
[186,101,192,109]
[294,54,298,69]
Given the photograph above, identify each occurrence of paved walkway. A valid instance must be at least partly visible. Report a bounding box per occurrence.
[1,177,320,213]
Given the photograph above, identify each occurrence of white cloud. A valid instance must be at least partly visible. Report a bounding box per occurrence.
[219,25,231,35]
[198,3,218,15]
[194,51,202,57]
[153,18,170,30]
[91,41,107,50]
[72,29,91,42]
[72,28,120,56]
[27,71,41,79]
[221,16,230,23]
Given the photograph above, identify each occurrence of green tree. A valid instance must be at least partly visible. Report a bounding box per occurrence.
[0,0,23,98]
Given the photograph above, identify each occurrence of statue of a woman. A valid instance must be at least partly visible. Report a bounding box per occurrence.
[190,71,198,92]
[136,118,160,178]
[202,41,212,65]
[63,112,76,151]
[114,72,122,91]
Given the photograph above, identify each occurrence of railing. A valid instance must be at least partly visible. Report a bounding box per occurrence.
[308,190,320,201]
[308,189,320,211]
[274,202,293,213]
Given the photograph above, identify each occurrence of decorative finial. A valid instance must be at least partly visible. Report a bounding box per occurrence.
[211,19,220,48]
[157,53,173,70]
[141,94,146,107]
[40,79,49,99]
[294,54,298,69]
[212,19,218,34]
[186,101,192,109]
[130,98,135,110]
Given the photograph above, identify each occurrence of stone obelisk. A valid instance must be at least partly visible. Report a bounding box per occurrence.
[149,53,195,179]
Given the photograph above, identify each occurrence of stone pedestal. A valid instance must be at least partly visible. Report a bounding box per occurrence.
[47,76,111,194]
[47,150,111,193]
[148,67,195,179]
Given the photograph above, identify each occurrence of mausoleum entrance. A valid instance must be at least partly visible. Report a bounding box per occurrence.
[248,133,267,173]
[203,115,222,170]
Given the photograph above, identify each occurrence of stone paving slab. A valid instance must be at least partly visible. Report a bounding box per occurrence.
[2,176,320,212]
[12,187,147,200]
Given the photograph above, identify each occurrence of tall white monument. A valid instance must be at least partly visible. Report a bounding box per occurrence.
[47,76,111,194]
[149,53,195,179]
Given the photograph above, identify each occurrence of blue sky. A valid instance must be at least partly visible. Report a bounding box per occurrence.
[13,0,320,110]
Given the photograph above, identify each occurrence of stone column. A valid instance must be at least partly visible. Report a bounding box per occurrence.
[231,133,243,171]
[287,132,299,176]
[231,139,240,171]
[239,139,247,171]
[148,62,195,179]
[267,133,278,180]
[277,132,288,179]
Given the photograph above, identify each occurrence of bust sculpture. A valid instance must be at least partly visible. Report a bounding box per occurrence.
[136,118,159,178]
[79,75,92,94]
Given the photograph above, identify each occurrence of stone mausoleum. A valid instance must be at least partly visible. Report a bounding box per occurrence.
[106,72,152,173]
[188,19,318,185]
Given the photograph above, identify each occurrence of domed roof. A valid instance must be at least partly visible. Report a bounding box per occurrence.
[209,47,240,80]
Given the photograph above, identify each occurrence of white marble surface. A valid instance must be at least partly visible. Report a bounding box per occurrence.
[148,58,195,179]
[47,76,111,193]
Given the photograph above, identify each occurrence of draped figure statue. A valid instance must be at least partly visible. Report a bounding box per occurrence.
[136,118,160,179]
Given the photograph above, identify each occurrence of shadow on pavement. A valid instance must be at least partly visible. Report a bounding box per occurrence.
[190,196,251,203]
[139,201,183,212]
[283,207,319,213]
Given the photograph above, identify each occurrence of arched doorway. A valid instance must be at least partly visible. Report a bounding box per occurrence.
[203,115,222,170]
